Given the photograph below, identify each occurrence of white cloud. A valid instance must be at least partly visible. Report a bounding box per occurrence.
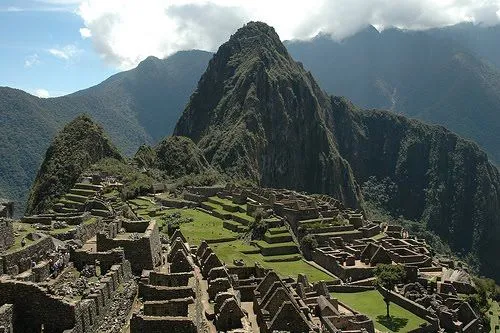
[24,54,41,68]
[79,27,92,39]
[5,6,23,12]
[35,0,82,3]
[75,0,500,69]
[34,89,50,98]
[48,44,82,60]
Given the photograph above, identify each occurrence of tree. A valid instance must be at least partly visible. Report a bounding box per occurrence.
[300,234,318,260]
[374,264,406,318]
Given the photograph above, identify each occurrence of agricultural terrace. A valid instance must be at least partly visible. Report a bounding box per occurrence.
[332,290,428,332]
[127,195,336,282]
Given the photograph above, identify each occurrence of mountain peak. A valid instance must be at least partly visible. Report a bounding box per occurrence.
[174,22,361,208]
[219,21,289,63]
[26,115,122,214]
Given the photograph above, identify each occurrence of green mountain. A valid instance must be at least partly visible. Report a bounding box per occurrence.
[135,136,215,179]
[26,115,122,214]
[174,22,500,280]
[0,50,212,213]
[286,26,500,164]
[174,22,361,209]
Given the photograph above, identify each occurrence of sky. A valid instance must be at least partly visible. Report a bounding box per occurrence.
[1,0,500,97]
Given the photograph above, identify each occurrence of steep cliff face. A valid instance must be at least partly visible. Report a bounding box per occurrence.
[175,22,361,208]
[26,115,122,214]
[331,97,500,279]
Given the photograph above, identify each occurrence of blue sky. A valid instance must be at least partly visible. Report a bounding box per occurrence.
[0,0,116,97]
[1,0,499,98]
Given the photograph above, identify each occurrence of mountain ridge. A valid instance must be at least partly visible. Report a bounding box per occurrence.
[286,25,500,164]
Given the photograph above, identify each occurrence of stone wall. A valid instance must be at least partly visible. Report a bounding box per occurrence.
[312,249,374,281]
[121,220,150,233]
[148,272,193,287]
[185,185,225,197]
[0,304,13,333]
[377,287,438,326]
[0,279,77,332]
[0,201,13,219]
[143,298,193,317]
[322,314,374,333]
[130,314,197,333]
[0,260,133,333]
[70,248,125,273]
[54,218,104,242]
[97,221,161,274]
[0,220,14,252]
[0,235,55,276]
[138,282,195,301]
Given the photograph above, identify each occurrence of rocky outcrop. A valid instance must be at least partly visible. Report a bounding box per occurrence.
[26,115,122,214]
[175,22,361,209]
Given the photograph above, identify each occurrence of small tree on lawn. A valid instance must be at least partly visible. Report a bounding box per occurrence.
[374,264,406,318]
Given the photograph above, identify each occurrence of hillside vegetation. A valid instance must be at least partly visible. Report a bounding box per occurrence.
[26,115,122,214]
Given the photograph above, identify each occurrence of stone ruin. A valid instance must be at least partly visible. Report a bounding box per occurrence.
[400,280,480,332]
[0,252,135,333]
[0,219,14,252]
[0,200,13,219]
[96,219,162,274]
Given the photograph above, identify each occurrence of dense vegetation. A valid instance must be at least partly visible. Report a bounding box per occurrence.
[0,50,212,214]
[90,158,154,200]
[26,115,122,214]
[332,102,500,280]
[134,136,221,187]
[286,25,500,164]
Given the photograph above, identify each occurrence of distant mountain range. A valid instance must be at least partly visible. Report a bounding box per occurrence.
[0,50,212,212]
[2,22,500,218]
[285,23,500,164]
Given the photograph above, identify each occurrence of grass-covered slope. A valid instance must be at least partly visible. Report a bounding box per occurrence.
[175,22,361,208]
[26,115,122,214]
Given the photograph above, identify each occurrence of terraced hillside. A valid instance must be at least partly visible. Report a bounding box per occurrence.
[125,194,335,282]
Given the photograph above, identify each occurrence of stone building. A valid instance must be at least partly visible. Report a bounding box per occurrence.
[96,220,162,274]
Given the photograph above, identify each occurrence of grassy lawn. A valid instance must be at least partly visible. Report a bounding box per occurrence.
[372,232,387,240]
[208,196,246,210]
[8,223,37,252]
[332,290,428,332]
[177,209,238,244]
[210,240,334,282]
[489,300,499,333]
[129,198,154,208]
